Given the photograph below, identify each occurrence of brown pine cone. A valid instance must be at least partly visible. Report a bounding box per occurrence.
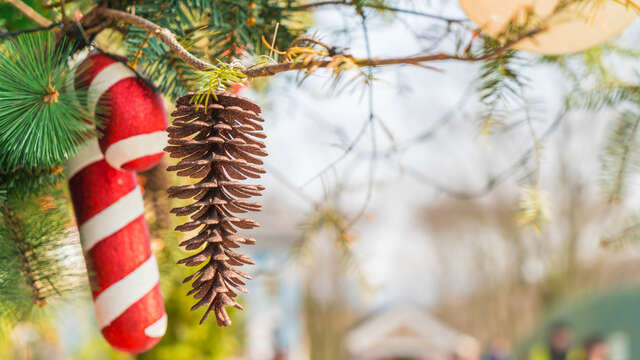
[165,91,267,326]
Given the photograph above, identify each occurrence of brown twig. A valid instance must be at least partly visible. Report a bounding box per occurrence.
[59,0,67,23]
[244,28,543,78]
[5,0,52,27]
[97,7,214,70]
[287,37,333,51]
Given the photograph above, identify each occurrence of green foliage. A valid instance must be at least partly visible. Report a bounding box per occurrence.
[0,33,95,172]
[0,181,84,322]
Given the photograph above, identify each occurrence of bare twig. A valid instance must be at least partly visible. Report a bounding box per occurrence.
[244,27,543,77]
[405,107,567,199]
[288,37,333,52]
[59,0,67,23]
[347,14,377,228]
[5,0,53,27]
[286,1,468,23]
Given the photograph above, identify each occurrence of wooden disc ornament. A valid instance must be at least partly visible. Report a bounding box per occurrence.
[459,0,638,55]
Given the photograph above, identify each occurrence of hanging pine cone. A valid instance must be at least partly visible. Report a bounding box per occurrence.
[165,91,267,326]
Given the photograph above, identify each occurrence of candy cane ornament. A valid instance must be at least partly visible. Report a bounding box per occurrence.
[67,138,167,353]
[77,53,168,172]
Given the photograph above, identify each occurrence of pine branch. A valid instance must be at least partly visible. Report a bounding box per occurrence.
[602,110,640,203]
[0,183,84,319]
[476,49,528,133]
[0,205,47,306]
[0,33,95,172]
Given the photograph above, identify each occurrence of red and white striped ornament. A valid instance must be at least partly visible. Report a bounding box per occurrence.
[67,138,167,353]
[77,53,168,172]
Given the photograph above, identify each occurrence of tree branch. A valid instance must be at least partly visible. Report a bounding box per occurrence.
[96,7,543,79]
[5,0,53,27]
[244,28,543,78]
[96,7,214,71]
[0,22,60,39]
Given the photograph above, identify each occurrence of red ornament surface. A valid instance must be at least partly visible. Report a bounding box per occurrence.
[67,141,166,354]
[78,53,168,172]
[101,285,165,353]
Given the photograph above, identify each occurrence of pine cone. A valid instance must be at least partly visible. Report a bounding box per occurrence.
[165,92,267,326]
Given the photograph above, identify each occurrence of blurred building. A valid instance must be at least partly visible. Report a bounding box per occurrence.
[346,306,471,360]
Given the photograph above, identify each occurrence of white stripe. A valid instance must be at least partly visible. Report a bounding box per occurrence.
[66,138,103,179]
[79,186,144,251]
[105,131,168,169]
[94,254,160,329]
[88,61,136,117]
[144,314,167,337]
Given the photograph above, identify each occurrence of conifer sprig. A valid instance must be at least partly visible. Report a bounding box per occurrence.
[0,33,94,172]
[0,183,84,320]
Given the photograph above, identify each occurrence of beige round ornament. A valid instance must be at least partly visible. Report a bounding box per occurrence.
[459,0,638,55]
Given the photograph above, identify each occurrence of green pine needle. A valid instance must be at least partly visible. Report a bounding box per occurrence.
[0,33,94,172]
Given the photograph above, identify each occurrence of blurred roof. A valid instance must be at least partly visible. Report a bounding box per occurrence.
[346,305,469,359]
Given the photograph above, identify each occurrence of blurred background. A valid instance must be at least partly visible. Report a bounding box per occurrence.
[4,0,640,359]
